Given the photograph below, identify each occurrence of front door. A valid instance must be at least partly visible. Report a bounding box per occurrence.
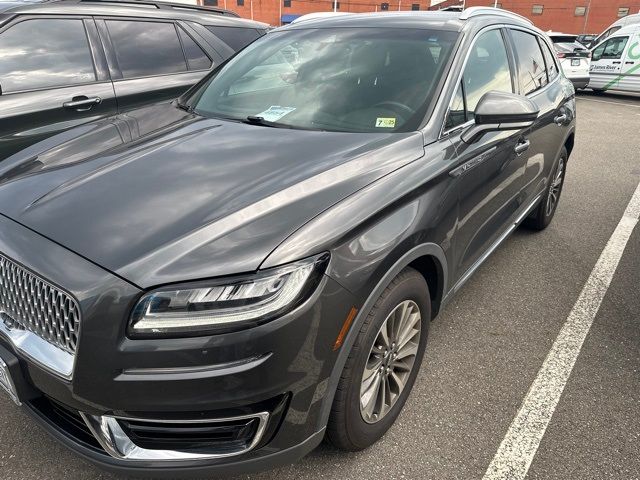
[589,35,630,91]
[443,28,529,282]
[0,17,117,161]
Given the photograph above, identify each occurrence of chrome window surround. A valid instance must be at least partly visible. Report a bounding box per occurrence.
[80,411,270,461]
[439,24,561,139]
[0,253,79,380]
[439,25,511,139]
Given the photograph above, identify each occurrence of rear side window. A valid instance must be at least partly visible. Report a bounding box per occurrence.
[106,20,187,78]
[540,39,559,81]
[205,25,262,51]
[0,19,95,93]
[511,30,548,95]
[178,26,212,70]
[462,29,513,120]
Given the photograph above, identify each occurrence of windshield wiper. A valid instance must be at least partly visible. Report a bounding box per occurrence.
[242,115,294,129]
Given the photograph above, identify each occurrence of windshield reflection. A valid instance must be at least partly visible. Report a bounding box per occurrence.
[191,28,458,133]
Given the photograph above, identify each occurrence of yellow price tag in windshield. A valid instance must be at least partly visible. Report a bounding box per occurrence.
[375,117,396,128]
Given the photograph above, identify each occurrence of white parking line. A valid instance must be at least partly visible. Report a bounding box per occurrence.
[482,179,640,480]
[577,97,640,108]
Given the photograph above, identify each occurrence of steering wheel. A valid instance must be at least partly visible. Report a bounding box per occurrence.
[373,101,416,118]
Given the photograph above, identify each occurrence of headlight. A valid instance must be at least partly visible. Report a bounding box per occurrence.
[129,253,329,337]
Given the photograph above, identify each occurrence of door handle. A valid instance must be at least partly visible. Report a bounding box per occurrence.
[626,61,635,64]
[612,61,621,64]
[554,114,568,126]
[514,139,530,155]
[63,96,102,111]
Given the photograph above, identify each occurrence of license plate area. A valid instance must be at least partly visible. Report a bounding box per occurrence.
[0,356,21,405]
[571,59,581,66]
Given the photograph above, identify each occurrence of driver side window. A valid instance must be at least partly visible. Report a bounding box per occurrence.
[592,36,629,61]
[445,29,513,130]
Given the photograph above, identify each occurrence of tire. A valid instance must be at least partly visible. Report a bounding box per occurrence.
[523,146,568,231]
[326,268,430,451]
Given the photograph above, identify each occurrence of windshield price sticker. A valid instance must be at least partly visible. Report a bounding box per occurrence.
[256,106,296,122]
[375,117,396,128]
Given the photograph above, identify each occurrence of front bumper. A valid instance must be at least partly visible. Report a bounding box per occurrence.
[0,214,357,474]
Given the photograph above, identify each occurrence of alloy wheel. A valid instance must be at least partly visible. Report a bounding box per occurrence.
[359,300,422,424]
[546,157,565,217]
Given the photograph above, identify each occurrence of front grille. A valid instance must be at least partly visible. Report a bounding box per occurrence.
[0,253,80,355]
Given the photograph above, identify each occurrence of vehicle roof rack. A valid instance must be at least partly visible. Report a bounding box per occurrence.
[76,0,239,17]
[459,6,532,25]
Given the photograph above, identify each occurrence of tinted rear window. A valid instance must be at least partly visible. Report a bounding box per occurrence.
[540,40,559,80]
[206,26,262,51]
[106,20,187,78]
[511,30,548,95]
[178,26,212,70]
[550,35,578,44]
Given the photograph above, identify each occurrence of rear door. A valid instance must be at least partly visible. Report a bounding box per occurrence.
[96,18,217,112]
[589,35,630,90]
[0,16,117,161]
[508,29,570,202]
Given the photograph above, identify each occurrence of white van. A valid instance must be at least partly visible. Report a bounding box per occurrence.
[590,13,640,47]
[589,25,640,93]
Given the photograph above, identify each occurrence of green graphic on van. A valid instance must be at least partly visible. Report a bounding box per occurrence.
[604,41,640,90]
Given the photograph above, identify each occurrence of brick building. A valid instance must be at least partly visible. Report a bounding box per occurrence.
[198,0,639,34]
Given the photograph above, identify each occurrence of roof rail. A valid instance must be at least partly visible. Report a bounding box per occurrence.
[459,6,532,25]
[77,0,239,17]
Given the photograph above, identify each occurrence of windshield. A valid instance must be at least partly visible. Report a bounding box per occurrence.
[189,28,458,133]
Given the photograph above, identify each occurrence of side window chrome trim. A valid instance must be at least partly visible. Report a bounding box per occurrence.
[439,24,510,139]
[440,24,564,138]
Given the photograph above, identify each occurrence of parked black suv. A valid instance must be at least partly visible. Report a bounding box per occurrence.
[0,0,267,160]
[0,7,575,477]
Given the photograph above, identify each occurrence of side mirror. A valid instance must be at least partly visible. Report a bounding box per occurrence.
[461,91,539,144]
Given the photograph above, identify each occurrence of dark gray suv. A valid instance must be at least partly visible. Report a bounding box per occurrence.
[0,0,267,160]
[0,7,575,477]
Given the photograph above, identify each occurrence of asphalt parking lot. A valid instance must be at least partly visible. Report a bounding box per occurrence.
[1,90,639,480]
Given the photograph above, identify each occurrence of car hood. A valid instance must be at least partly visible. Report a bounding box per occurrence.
[0,103,425,288]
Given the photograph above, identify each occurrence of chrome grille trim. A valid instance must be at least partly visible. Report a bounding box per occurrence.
[80,411,270,461]
[0,252,80,357]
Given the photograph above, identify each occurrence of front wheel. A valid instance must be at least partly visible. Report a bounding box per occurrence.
[326,268,430,451]
[524,146,567,230]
